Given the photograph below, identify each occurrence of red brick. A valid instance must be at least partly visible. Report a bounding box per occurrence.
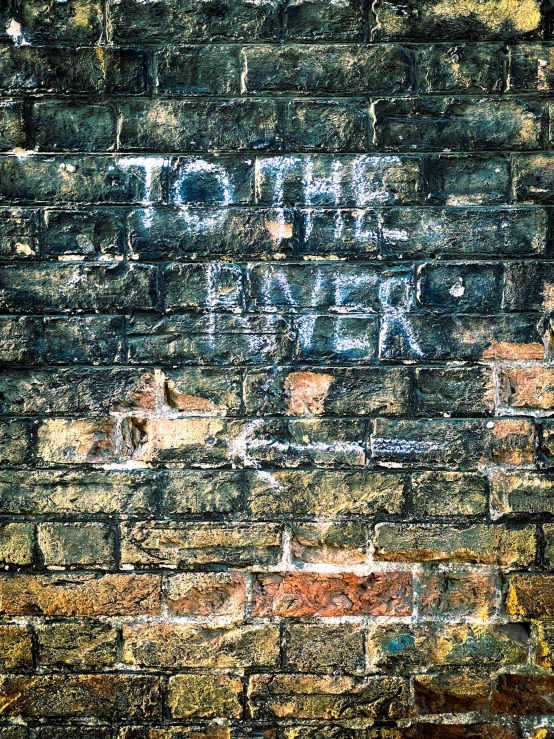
[251,571,412,618]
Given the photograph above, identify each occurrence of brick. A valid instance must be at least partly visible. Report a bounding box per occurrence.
[0,208,39,260]
[244,367,410,417]
[247,674,409,720]
[509,43,554,91]
[0,101,25,150]
[506,574,554,618]
[38,730,112,739]
[256,154,421,206]
[38,418,117,464]
[404,727,520,739]
[290,522,368,565]
[0,675,160,719]
[251,571,412,617]
[162,470,242,515]
[163,367,242,415]
[163,263,245,310]
[542,425,554,466]
[119,100,281,152]
[492,674,554,714]
[37,622,118,669]
[121,521,281,568]
[44,316,125,364]
[503,262,554,310]
[418,568,499,619]
[414,674,491,714]
[375,523,536,566]
[416,262,500,312]
[499,367,554,409]
[285,0,364,41]
[0,625,33,671]
[0,469,156,515]
[156,46,238,95]
[122,623,279,669]
[108,0,279,43]
[412,472,488,518]
[0,48,145,94]
[0,574,161,616]
[372,0,542,40]
[368,623,529,671]
[44,209,123,259]
[0,317,41,363]
[543,525,554,565]
[167,675,243,719]
[0,523,32,566]
[537,622,554,669]
[33,102,117,152]
[167,572,247,618]
[241,44,414,95]
[0,420,33,466]
[246,470,405,516]
[493,473,554,517]
[417,44,504,93]
[295,315,378,362]
[0,368,157,416]
[514,153,554,203]
[284,624,366,675]
[424,154,510,205]
[127,314,292,365]
[371,418,535,467]
[0,155,165,204]
[415,367,495,416]
[0,263,157,313]
[285,100,368,152]
[374,98,544,151]
[379,206,548,258]
[12,0,103,43]
[116,731,232,739]
[38,522,116,568]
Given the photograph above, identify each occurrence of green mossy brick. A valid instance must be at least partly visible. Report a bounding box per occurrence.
[0,263,157,313]
[379,206,548,258]
[247,674,410,720]
[127,313,293,365]
[247,470,405,515]
[242,43,414,95]
[0,522,34,566]
[416,262,501,312]
[423,154,511,205]
[44,209,123,259]
[108,0,279,43]
[170,155,254,205]
[0,317,42,364]
[0,101,25,150]
[0,420,33,466]
[37,729,113,739]
[122,623,280,669]
[37,621,118,669]
[33,102,117,152]
[513,152,554,203]
[162,470,242,515]
[0,625,33,672]
[294,315,378,362]
[120,521,281,567]
[12,0,104,43]
[284,0,365,41]
[119,100,281,152]
[0,48,145,94]
[285,100,368,152]
[163,262,245,310]
[44,316,125,364]
[509,43,554,91]
[163,367,242,415]
[503,261,554,310]
[367,623,529,671]
[38,522,116,568]
[0,469,157,515]
[415,367,495,416]
[283,624,366,674]
[417,44,504,93]
[243,366,410,416]
[167,674,243,719]
[156,45,239,95]
[0,674,161,719]
[372,0,542,40]
[0,208,39,260]
[411,472,488,517]
[373,98,545,151]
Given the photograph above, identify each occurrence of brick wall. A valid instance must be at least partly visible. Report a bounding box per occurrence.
[1,0,554,736]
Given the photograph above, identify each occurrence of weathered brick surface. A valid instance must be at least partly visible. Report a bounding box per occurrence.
[0,0,551,733]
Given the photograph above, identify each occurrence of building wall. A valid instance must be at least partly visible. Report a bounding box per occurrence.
[0,0,554,736]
